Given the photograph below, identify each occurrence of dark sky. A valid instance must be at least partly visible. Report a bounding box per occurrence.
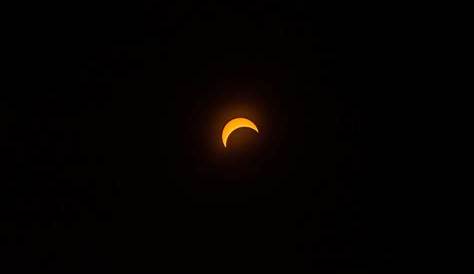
[2,1,410,273]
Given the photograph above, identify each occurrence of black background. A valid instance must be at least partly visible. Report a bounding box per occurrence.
[3,1,409,273]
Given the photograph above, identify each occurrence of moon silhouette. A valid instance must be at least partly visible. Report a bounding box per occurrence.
[222,117,259,148]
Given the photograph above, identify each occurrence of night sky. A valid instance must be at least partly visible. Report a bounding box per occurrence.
[3,1,408,273]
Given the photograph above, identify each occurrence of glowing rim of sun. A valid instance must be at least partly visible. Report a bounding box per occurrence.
[222,117,259,148]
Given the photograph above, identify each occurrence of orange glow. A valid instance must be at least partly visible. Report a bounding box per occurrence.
[222,117,259,148]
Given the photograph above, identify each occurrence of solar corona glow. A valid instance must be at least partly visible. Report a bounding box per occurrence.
[222,117,259,148]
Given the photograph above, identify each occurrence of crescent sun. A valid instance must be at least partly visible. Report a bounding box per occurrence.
[222,117,259,148]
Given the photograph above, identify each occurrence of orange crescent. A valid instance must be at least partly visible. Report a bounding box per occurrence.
[222,118,259,148]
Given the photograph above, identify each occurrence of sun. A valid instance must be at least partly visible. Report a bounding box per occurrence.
[221,117,259,148]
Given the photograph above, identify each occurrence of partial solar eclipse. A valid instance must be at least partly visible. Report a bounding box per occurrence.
[222,117,259,148]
